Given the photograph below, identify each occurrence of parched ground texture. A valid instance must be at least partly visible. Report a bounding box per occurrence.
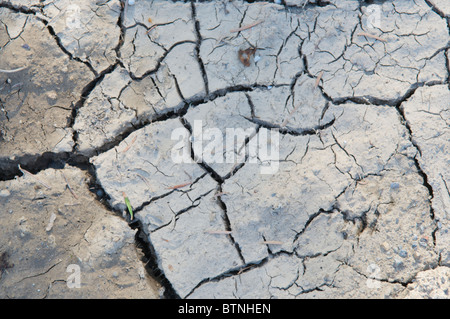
[0,0,449,299]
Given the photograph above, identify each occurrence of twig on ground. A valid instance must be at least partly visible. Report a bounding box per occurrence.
[0,67,28,73]
[237,265,253,275]
[18,165,52,190]
[136,173,151,188]
[315,71,324,89]
[357,32,387,42]
[121,135,137,153]
[230,20,263,33]
[146,24,158,34]
[204,230,232,235]
[61,172,78,199]
[281,103,302,127]
[167,182,192,190]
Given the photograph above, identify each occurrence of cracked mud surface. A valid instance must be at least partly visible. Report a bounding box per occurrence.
[0,0,449,299]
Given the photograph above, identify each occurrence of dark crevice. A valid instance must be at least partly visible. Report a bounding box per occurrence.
[185,255,270,298]
[0,1,38,15]
[282,0,335,13]
[349,263,410,288]
[245,115,335,136]
[126,40,197,81]
[130,189,179,217]
[70,62,119,127]
[86,160,180,299]
[196,83,283,104]
[171,73,186,102]
[292,206,335,244]
[190,1,210,95]
[396,92,437,245]
[131,219,181,299]
[0,150,95,182]
[113,0,127,59]
[71,62,120,152]
[185,249,295,298]
[332,80,446,107]
[44,22,98,76]
[411,155,435,220]
[179,117,224,184]
[150,77,167,102]
[132,171,210,216]
[0,251,14,277]
[215,186,246,264]
[423,0,448,19]
[445,49,450,84]
[79,102,187,157]
[179,99,261,183]
[221,116,260,181]
[340,205,373,236]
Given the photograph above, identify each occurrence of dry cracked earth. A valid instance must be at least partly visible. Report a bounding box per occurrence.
[0,0,449,299]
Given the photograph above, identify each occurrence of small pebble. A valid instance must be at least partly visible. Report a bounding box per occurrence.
[393,258,404,270]
[254,55,261,62]
[128,0,135,5]
[419,237,428,247]
[46,90,58,100]
[380,241,390,252]
[45,212,57,232]
[398,249,408,258]
[0,189,10,197]
[419,224,425,233]
[390,182,400,190]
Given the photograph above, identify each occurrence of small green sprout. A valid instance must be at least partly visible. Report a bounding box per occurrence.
[123,192,134,220]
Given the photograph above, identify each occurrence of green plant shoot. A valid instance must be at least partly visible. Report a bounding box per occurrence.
[123,192,134,220]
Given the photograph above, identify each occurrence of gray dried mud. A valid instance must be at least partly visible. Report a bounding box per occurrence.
[0,0,449,299]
